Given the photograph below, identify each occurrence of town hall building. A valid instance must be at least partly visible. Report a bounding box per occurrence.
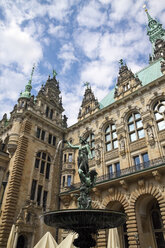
[0,8,165,248]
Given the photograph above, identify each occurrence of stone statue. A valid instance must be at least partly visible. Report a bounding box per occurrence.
[146,124,154,139]
[120,135,125,150]
[65,136,97,209]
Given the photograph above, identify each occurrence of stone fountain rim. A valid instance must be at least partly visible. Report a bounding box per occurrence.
[43,208,127,230]
[43,208,127,215]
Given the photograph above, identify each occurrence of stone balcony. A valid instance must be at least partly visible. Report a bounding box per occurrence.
[60,156,165,195]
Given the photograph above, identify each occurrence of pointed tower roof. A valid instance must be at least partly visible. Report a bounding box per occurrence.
[36,70,64,113]
[19,65,35,99]
[78,82,99,121]
[144,7,165,45]
[114,59,142,99]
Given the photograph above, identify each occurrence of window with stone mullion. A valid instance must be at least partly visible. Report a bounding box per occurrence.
[105,124,118,152]
[153,100,165,131]
[128,113,144,142]
[34,151,51,179]
[85,133,95,157]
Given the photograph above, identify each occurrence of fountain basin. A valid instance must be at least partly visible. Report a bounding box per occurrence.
[44,209,127,231]
[44,209,127,248]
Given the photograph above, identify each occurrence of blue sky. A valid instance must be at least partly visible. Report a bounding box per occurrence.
[0,0,165,126]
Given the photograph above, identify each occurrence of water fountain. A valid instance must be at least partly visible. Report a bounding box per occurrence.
[43,137,127,248]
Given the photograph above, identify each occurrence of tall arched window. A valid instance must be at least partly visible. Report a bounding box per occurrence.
[153,100,165,131]
[151,202,165,247]
[104,124,118,152]
[85,133,95,157]
[127,112,145,142]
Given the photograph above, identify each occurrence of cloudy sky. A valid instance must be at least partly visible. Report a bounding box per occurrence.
[0,0,165,126]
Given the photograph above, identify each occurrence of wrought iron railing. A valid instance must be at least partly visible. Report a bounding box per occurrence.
[96,156,165,183]
[60,156,165,193]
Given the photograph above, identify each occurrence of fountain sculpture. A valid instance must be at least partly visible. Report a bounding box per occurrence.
[44,137,127,248]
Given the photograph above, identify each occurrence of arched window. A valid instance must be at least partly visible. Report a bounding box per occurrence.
[50,109,53,119]
[16,235,27,248]
[85,133,95,157]
[34,151,51,179]
[150,202,165,247]
[127,112,144,142]
[104,124,118,152]
[153,99,165,131]
[46,106,49,117]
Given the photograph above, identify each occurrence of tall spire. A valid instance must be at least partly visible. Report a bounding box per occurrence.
[143,6,165,46]
[19,65,35,99]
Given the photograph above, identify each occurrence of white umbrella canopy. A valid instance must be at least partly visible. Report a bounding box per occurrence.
[107,228,121,248]
[7,225,16,248]
[34,232,58,248]
[57,233,77,248]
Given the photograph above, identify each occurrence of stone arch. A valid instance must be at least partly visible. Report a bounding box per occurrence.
[16,234,28,248]
[121,107,142,123]
[96,191,129,248]
[127,185,165,248]
[130,185,165,228]
[99,117,117,132]
[102,191,129,213]
[146,92,165,111]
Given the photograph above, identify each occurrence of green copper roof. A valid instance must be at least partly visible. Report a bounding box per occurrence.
[135,58,163,86]
[100,59,163,109]
[19,65,35,99]
[145,9,165,48]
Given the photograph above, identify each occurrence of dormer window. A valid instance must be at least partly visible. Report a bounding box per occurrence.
[123,83,130,92]
[86,106,90,114]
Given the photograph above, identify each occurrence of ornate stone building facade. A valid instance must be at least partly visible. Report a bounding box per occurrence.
[0,9,165,248]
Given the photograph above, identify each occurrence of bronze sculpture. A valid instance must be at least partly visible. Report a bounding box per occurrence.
[65,137,97,209]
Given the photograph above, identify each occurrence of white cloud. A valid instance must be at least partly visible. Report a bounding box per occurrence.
[48,24,66,38]
[0,69,26,102]
[63,91,82,126]
[43,61,52,71]
[98,0,111,4]
[47,0,75,21]
[74,29,101,59]
[0,21,43,74]
[80,60,117,87]
[0,0,164,127]
[77,0,107,28]
[109,0,133,22]
[58,43,78,73]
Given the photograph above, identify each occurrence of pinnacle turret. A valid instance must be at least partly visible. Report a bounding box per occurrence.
[19,65,35,99]
[144,7,165,55]
[78,82,99,121]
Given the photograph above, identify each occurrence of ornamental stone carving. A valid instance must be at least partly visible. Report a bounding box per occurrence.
[119,135,126,156]
[130,139,147,152]
[146,123,155,146]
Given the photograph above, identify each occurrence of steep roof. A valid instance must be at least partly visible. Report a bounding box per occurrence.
[99,58,163,109]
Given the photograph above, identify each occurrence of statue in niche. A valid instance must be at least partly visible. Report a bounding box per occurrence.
[119,135,126,156]
[146,124,154,139]
[119,135,125,150]
[65,136,97,209]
